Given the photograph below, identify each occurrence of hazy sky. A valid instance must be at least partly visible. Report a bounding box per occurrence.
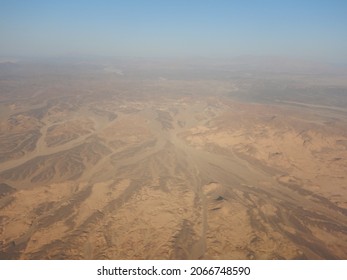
[1,0,347,62]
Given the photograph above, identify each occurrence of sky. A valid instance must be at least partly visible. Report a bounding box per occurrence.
[1,0,347,62]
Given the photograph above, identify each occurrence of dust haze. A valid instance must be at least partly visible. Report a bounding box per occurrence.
[0,57,347,259]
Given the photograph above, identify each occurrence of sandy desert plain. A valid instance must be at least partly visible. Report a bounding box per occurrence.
[0,58,347,259]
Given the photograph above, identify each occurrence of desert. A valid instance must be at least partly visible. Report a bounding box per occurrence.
[0,58,346,259]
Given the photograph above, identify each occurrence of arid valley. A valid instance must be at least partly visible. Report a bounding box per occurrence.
[0,58,347,259]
